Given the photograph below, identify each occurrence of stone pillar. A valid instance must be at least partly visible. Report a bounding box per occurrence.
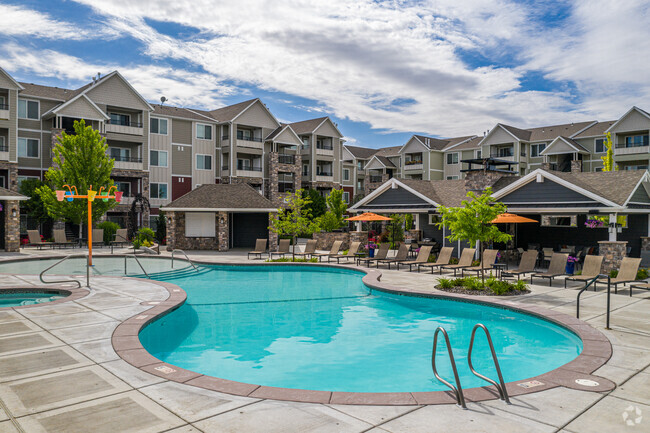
[165,211,176,251]
[598,241,627,273]
[141,175,150,227]
[4,200,20,252]
[268,212,278,251]
[571,160,582,173]
[541,162,552,171]
[641,237,650,252]
[350,231,368,247]
[463,170,510,192]
[217,211,229,251]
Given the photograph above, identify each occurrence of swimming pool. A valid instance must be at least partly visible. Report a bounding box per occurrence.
[0,291,65,307]
[138,265,583,393]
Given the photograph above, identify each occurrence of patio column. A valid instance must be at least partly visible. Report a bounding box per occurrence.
[598,241,627,274]
[4,200,19,252]
[217,212,229,251]
[608,213,617,241]
[268,212,278,251]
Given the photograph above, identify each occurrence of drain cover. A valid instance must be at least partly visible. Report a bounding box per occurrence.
[575,379,600,387]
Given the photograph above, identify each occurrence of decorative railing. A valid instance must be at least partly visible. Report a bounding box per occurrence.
[278,154,295,164]
[107,119,143,128]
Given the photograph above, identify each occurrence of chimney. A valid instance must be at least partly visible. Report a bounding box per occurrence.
[571,159,582,174]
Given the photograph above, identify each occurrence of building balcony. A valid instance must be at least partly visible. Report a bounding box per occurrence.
[113,156,144,171]
[105,119,144,136]
[0,104,9,120]
[404,162,423,170]
[236,138,264,150]
[615,145,650,156]
[278,154,296,164]
[369,175,384,183]
[236,166,263,178]
[315,173,333,182]
[316,145,334,156]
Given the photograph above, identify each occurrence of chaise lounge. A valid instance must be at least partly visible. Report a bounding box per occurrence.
[248,238,268,259]
[440,248,476,276]
[417,247,453,274]
[397,245,433,271]
[530,253,568,286]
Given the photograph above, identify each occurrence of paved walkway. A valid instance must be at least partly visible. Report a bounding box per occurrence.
[0,249,648,432]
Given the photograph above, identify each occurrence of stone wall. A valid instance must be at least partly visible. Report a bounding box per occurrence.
[598,240,627,273]
[571,160,582,173]
[407,229,422,242]
[4,200,19,252]
[464,170,511,192]
[268,152,302,207]
[268,212,278,251]
[314,231,350,250]
[350,231,368,248]
[364,174,389,196]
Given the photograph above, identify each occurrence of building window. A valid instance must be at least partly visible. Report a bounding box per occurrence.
[196,154,212,170]
[343,168,350,181]
[18,99,39,120]
[446,153,458,164]
[595,139,605,153]
[150,183,168,199]
[150,150,168,167]
[0,136,6,152]
[115,181,131,197]
[498,146,514,157]
[18,138,39,158]
[624,135,649,148]
[185,212,216,237]
[531,143,546,157]
[475,149,481,158]
[357,160,364,170]
[17,175,39,188]
[0,96,6,109]
[110,113,130,126]
[197,124,212,140]
[343,191,350,203]
[446,175,459,180]
[109,147,131,162]
[150,118,168,135]
[303,164,309,176]
[622,164,649,171]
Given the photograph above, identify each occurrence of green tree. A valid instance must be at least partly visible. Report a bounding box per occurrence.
[303,189,327,218]
[155,211,166,244]
[18,178,50,225]
[269,190,321,258]
[386,214,405,249]
[405,213,414,231]
[435,187,511,282]
[317,189,347,231]
[36,120,116,238]
[601,132,617,172]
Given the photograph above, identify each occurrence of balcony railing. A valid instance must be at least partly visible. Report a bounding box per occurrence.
[405,160,423,165]
[107,119,143,128]
[278,154,295,164]
[0,104,8,110]
[237,166,262,172]
[316,171,333,177]
[490,151,514,158]
[369,175,383,183]
[236,134,262,142]
[221,165,229,171]
[0,144,8,152]
[222,135,229,140]
[112,155,142,163]
[316,144,334,150]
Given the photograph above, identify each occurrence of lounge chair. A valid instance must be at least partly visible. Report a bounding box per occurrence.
[629,281,650,296]
[25,230,53,249]
[502,250,538,280]
[270,239,291,259]
[397,245,433,271]
[594,257,642,294]
[375,243,411,269]
[461,249,499,277]
[90,229,104,248]
[564,255,604,288]
[293,239,317,259]
[440,248,477,276]
[417,247,453,273]
[333,242,361,263]
[312,240,343,262]
[357,243,390,267]
[53,229,75,249]
[248,238,268,259]
[530,253,568,286]
[110,229,129,253]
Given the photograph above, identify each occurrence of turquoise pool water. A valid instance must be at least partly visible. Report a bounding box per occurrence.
[139,265,583,393]
[0,292,65,307]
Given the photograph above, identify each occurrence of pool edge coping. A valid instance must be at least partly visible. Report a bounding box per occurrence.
[106,259,616,405]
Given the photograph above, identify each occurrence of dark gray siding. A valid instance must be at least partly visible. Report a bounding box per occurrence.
[367,187,429,207]
[499,179,601,205]
[629,183,650,204]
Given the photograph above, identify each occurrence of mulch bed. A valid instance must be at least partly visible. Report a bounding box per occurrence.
[434,286,531,296]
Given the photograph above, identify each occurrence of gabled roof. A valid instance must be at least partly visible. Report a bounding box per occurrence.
[442,135,480,151]
[500,123,532,141]
[606,106,650,133]
[208,98,258,122]
[573,120,616,138]
[0,67,24,91]
[290,116,343,137]
[265,124,302,145]
[42,94,110,121]
[0,186,28,201]
[527,121,596,141]
[344,145,377,159]
[373,145,401,158]
[412,134,449,151]
[161,183,276,212]
[366,154,394,169]
[539,136,589,156]
[19,82,87,101]
[152,105,216,122]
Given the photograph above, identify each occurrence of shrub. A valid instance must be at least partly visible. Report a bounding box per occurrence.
[449,257,459,265]
[609,269,618,278]
[471,259,480,267]
[462,276,484,291]
[637,268,648,280]
[132,227,155,249]
[512,279,528,291]
[97,221,120,245]
[155,212,166,244]
[437,274,529,295]
[438,278,455,289]
[427,254,437,263]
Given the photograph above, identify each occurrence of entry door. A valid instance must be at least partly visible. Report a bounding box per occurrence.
[231,213,269,248]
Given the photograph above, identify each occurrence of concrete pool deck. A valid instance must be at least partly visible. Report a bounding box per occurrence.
[0,249,648,432]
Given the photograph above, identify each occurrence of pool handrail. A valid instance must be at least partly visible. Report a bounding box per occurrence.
[576,273,610,329]
[171,249,198,271]
[432,326,467,409]
[124,252,150,278]
[467,323,510,404]
[39,253,89,288]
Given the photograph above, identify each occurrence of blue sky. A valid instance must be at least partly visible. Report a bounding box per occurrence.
[1,0,649,148]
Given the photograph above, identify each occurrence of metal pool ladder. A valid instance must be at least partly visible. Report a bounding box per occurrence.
[432,326,467,409]
[124,253,150,278]
[39,253,90,288]
[171,249,198,271]
[467,324,510,404]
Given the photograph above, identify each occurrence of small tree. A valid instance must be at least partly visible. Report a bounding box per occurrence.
[269,190,320,258]
[36,120,116,238]
[601,132,617,172]
[303,189,327,218]
[386,214,405,248]
[436,187,511,283]
[317,188,347,231]
[19,178,51,227]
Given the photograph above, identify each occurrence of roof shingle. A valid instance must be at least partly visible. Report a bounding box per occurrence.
[163,183,275,210]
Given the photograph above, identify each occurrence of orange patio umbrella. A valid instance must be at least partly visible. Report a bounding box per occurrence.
[491,213,538,224]
[346,212,393,221]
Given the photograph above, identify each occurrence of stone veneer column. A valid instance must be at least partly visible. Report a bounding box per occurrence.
[541,162,552,171]
[641,237,650,252]
[217,211,229,251]
[141,175,150,227]
[598,241,627,273]
[571,160,582,173]
[4,200,20,252]
[268,212,278,251]
[165,211,176,251]
[350,231,368,247]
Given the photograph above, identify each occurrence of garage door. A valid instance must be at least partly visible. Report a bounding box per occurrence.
[231,213,269,248]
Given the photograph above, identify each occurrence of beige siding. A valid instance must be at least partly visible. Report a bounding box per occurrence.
[481,127,517,147]
[192,123,216,187]
[57,97,105,120]
[172,119,192,145]
[274,128,302,146]
[39,100,60,117]
[610,110,650,134]
[429,152,444,173]
[85,75,150,110]
[18,119,40,130]
[172,144,192,175]
[0,89,17,161]
[41,132,52,167]
[342,163,354,186]
[105,132,143,144]
[235,101,278,129]
[150,128,172,186]
[314,119,341,138]
[0,71,20,90]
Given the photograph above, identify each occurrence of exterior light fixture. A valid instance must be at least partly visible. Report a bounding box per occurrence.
[11,208,16,217]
